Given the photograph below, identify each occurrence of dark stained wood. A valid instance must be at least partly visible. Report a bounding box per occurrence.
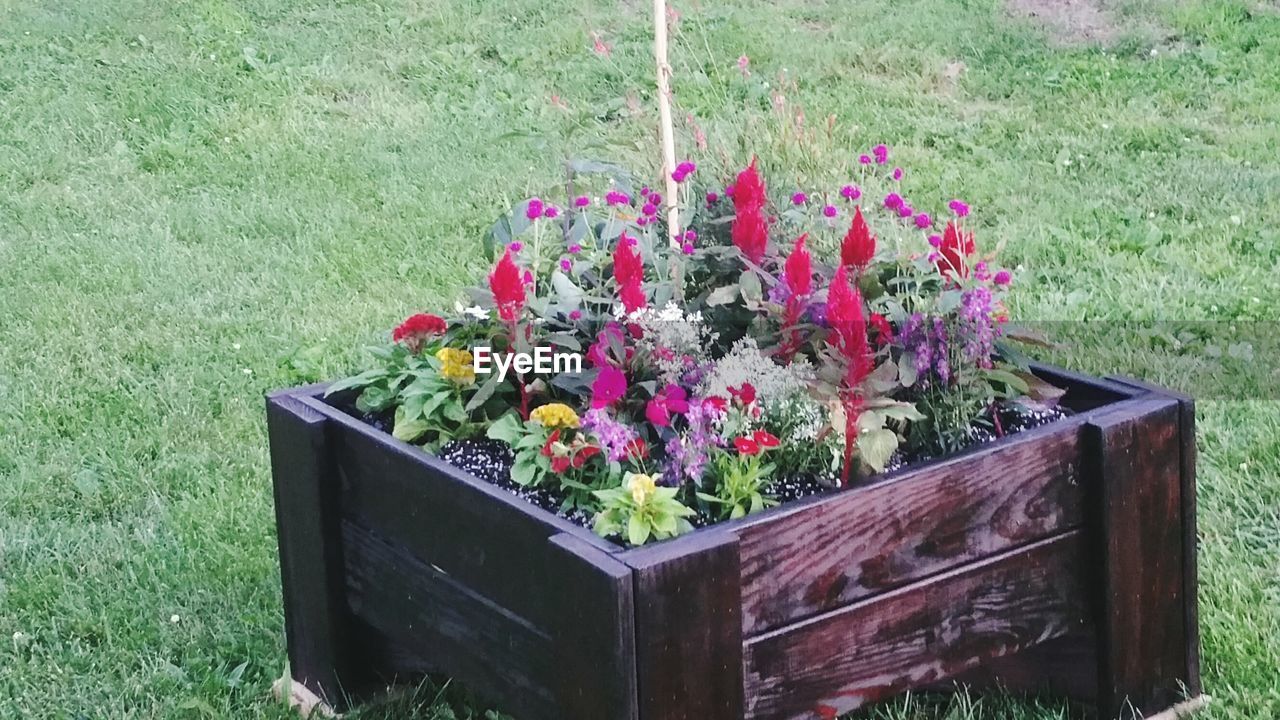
[624,530,744,720]
[1105,377,1202,698]
[301,394,612,630]
[1027,362,1144,411]
[341,520,560,720]
[939,631,1100,702]
[738,418,1088,634]
[267,390,363,708]
[1085,396,1189,718]
[546,534,640,720]
[742,531,1089,720]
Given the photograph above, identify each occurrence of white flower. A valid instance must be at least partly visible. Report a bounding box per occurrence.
[170,614,181,624]
[700,338,812,407]
[463,305,490,320]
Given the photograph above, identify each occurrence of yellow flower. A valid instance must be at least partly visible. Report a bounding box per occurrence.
[530,403,580,430]
[436,348,475,386]
[626,473,657,506]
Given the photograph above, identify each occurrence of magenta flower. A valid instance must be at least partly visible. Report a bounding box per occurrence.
[637,216,649,227]
[672,160,696,182]
[522,269,534,284]
[898,205,914,219]
[928,234,942,247]
[645,384,690,428]
[544,206,560,219]
[591,366,628,409]
[684,229,697,242]
[574,195,591,208]
[823,205,838,218]
[605,190,630,206]
[839,184,861,200]
[568,243,582,254]
[682,243,694,255]
[791,192,808,205]
[949,199,971,217]
[859,154,872,165]
[649,193,662,205]
[640,186,650,197]
[994,270,1012,286]
[642,202,657,216]
[873,144,889,164]
[508,241,523,252]
[569,309,583,320]
[883,193,903,210]
[892,167,904,181]
[914,212,932,229]
[706,191,720,205]
[526,198,544,220]
[560,258,572,272]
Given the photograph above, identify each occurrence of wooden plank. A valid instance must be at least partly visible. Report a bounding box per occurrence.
[742,531,1088,720]
[267,391,364,708]
[738,418,1087,634]
[938,631,1099,702]
[341,520,560,720]
[624,530,744,720]
[1028,362,1146,411]
[1105,376,1202,697]
[546,534,639,720]
[1086,396,1191,717]
[305,396,612,630]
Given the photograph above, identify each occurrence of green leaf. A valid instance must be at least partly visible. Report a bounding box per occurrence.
[982,368,1030,394]
[465,372,501,411]
[705,283,740,306]
[486,412,525,444]
[325,368,389,396]
[857,428,899,473]
[739,270,763,302]
[510,456,540,486]
[392,408,430,443]
[628,514,651,546]
[898,352,919,387]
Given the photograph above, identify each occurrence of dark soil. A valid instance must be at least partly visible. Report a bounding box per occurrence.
[350,401,1071,539]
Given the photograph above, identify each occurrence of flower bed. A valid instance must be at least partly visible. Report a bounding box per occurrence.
[327,152,1073,547]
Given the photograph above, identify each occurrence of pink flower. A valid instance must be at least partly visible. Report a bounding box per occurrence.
[994,270,1012,286]
[544,206,560,219]
[948,199,970,217]
[645,384,690,427]
[672,161,696,182]
[840,184,861,200]
[928,234,942,247]
[560,258,572,272]
[591,366,628,409]
[682,243,694,255]
[791,192,807,205]
[569,309,583,320]
[914,212,932,229]
[859,154,872,165]
[605,190,630,206]
[737,54,750,76]
[706,191,719,205]
[642,202,657,216]
[591,31,611,57]
[873,144,889,164]
[508,241,523,252]
[841,206,876,268]
[898,204,914,218]
[883,193,903,210]
[568,243,582,254]
[574,195,591,207]
[892,167,904,181]
[683,230,697,242]
[526,198,544,220]
[822,204,838,218]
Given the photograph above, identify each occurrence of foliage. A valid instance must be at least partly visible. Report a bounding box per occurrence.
[594,472,696,546]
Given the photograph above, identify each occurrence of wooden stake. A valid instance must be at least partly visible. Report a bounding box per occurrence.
[653,0,680,246]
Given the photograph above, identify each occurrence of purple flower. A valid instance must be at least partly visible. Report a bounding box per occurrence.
[806,302,829,328]
[672,160,696,182]
[662,401,716,484]
[822,204,838,218]
[949,199,970,217]
[883,192,903,210]
[569,309,583,320]
[642,202,657,216]
[508,241,523,252]
[682,243,694,255]
[583,409,640,463]
[574,195,591,208]
[637,216,649,227]
[522,269,534,285]
[649,193,662,206]
[898,204,914,218]
[859,154,872,165]
[568,243,582,254]
[914,212,932,229]
[973,261,990,281]
[892,167,904,181]
[873,144,889,164]
[544,205,560,219]
[605,190,630,206]
[959,287,1000,368]
[791,192,807,205]
[525,198,544,220]
[706,191,720,205]
[928,234,942,248]
[640,186,650,197]
[994,270,1012,286]
[560,258,572,272]
[683,230,697,242]
[839,184,861,200]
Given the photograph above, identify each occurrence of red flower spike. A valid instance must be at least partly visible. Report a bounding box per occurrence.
[489,250,527,322]
[734,436,761,456]
[783,234,812,297]
[936,220,976,280]
[731,206,769,266]
[732,158,767,214]
[840,206,877,269]
[613,236,647,313]
[827,265,873,487]
[870,313,894,346]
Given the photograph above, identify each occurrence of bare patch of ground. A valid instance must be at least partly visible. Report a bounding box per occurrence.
[1007,0,1124,45]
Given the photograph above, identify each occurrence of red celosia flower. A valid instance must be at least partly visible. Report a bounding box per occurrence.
[732,158,767,214]
[936,220,976,280]
[489,250,526,322]
[591,366,628,409]
[731,159,770,265]
[613,236,647,313]
[841,206,876,268]
[783,234,812,297]
[728,383,756,405]
[752,430,780,449]
[392,313,447,352]
[869,313,894,346]
[827,265,873,487]
[734,436,761,456]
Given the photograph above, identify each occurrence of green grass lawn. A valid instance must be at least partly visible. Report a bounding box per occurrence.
[1,0,1277,717]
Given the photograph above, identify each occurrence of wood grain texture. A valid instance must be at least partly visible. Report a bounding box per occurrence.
[1086,396,1191,717]
[267,391,363,708]
[938,631,1100,702]
[341,520,560,720]
[742,531,1089,720]
[625,530,744,720]
[306,396,612,631]
[738,418,1087,634]
[545,533,639,720]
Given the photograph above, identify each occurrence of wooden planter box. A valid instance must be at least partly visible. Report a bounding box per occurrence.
[267,364,1201,720]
